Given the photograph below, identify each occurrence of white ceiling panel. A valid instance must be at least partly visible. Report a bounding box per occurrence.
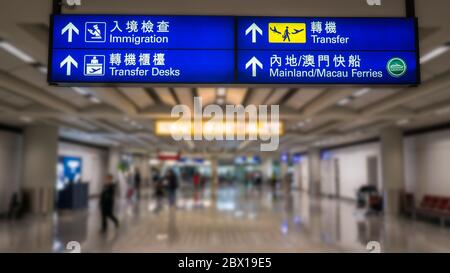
[246,88,272,105]
[405,89,450,110]
[348,88,399,110]
[153,87,177,106]
[265,88,290,105]
[226,88,247,105]
[173,87,193,110]
[119,87,154,110]
[197,87,216,105]
[285,88,324,110]
[0,87,33,108]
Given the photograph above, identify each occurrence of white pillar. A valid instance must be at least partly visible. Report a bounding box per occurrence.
[380,127,405,215]
[308,148,321,196]
[107,147,120,178]
[140,155,150,185]
[279,153,290,195]
[261,157,274,180]
[21,124,58,214]
[293,162,302,190]
[302,158,310,192]
[108,147,128,198]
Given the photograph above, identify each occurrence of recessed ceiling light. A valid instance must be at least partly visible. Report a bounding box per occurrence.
[32,63,48,74]
[420,45,450,64]
[217,87,226,96]
[89,96,101,104]
[337,97,352,106]
[397,119,410,126]
[72,87,89,95]
[37,65,48,74]
[353,88,371,97]
[0,40,35,64]
[20,116,33,123]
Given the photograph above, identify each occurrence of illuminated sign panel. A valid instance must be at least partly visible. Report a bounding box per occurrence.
[155,120,283,138]
[236,17,419,84]
[49,15,419,85]
[50,15,235,84]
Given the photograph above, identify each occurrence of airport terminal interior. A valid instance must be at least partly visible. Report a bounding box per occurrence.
[1,0,450,253]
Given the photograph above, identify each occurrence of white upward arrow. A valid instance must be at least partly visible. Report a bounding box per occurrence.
[245,23,263,43]
[61,22,79,43]
[60,55,78,76]
[245,56,263,77]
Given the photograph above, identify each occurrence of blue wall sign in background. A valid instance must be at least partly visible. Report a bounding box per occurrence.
[57,156,82,190]
[49,15,419,85]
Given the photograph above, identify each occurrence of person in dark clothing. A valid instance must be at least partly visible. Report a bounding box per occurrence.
[254,173,263,195]
[8,192,21,219]
[165,169,178,207]
[100,174,119,233]
[134,169,142,200]
[154,177,165,213]
[152,169,160,184]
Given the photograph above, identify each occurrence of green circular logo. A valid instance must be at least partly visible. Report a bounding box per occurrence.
[387,58,407,78]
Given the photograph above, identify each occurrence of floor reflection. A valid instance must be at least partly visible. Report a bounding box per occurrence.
[1,185,450,252]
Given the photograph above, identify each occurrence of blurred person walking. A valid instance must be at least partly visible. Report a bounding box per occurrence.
[8,192,22,219]
[134,169,142,200]
[152,168,160,185]
[153,172,165,213]
[100,174,119,233]
[165,169,179,208]
[253,172,263,196]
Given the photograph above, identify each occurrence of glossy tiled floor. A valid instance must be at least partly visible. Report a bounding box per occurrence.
[1,185,450,253]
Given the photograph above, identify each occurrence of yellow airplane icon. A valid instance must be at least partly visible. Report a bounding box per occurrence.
[268,23,306,43]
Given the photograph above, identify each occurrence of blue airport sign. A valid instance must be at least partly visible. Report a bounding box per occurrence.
[52,49,235,83]
[48,15,419,85]
[53,15,235,49]
[237,51,417,84]
[236,17,419,85]
[237,17,417,51]
[50,15,235,84]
